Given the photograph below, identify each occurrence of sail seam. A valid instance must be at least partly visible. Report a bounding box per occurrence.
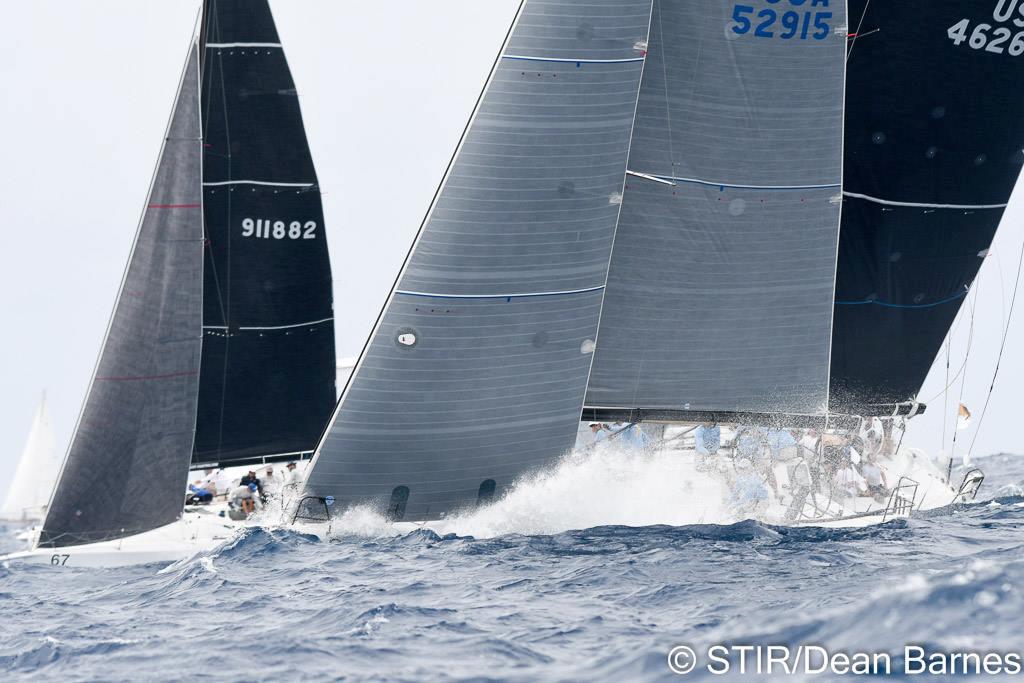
[842,191,1007,210]
[395,286,605,300]
[503,54,645,64]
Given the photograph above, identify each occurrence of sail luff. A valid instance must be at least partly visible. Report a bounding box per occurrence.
[39,40,205,548]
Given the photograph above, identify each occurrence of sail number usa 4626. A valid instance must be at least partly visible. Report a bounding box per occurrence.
[731,0,833,41]
[241,218,317,240]
[947,0,1024,54]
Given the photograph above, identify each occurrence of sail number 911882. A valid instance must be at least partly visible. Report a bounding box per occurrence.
[731,1,833,41]
[947,0,1024,54]
[241,218,317,240]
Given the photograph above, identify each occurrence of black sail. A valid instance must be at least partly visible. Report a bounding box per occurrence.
[830,0,1024,413]
[195,0,336,465]
[40,45,204,548]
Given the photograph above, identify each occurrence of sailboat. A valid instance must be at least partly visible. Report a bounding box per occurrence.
[2,0,335,567]
[1,395,60,523]
[295,0,1023,529]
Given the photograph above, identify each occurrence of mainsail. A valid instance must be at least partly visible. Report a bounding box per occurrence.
[194,0,336,466]
[1,395,59,522]
[40,45,204,548]
[304,0,654,520]
[830,0,1024,413]
[585,0,847,421]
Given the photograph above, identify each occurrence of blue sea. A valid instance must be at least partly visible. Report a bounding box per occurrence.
[2,452,1023,682]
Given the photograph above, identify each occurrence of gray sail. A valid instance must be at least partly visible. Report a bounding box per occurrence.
[304,0,653,521]
[585,0,846,419]
[39,44,203,548]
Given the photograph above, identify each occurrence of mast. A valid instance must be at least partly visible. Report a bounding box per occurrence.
[302,0,655,522]
[584,0,848,425]
[194,0,336,466]
[39,41,205,548]
[829,0,1024,414]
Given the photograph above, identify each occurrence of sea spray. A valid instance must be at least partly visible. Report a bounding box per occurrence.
[325,443,734,540]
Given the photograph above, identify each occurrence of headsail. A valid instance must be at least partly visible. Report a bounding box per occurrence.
[830,0,1024,413]
[195,0,336,466]
[39,44,204,548]
[585,0,847,421]
[1,395,59,522]
[303,0,654,520]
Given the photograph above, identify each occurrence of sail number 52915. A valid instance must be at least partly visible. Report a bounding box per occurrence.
[731,1,833,41]
[241,218,317,240]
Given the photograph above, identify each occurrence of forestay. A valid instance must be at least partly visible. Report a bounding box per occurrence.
[830,0,1024,412]
[304,0,654,521]
[195,0,336,465]
[586,0,847,417]
[40,46,204,548]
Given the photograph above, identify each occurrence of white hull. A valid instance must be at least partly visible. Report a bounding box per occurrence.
[1,507,239,568]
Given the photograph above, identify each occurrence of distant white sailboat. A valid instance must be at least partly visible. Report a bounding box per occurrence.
[1,395,60,523]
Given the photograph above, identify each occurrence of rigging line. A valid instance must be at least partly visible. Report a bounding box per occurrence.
[967,225,1024,460]
[922,284,976,404]
[846,0,872,59]
[212,26,235,459]
[994,249,1009,340]
[942,337,950,453]
[655,2,676,180]
[952,284,980,462]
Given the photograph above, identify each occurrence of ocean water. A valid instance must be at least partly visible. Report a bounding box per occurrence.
[2,451,1023,682]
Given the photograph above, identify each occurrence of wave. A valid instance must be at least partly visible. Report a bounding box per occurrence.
[324,445,734,541]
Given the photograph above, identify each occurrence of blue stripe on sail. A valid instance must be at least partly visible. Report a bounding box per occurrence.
[502,54,645,65]
[396,286,605,301]
[637,173,841,191]
[835,290,968,309]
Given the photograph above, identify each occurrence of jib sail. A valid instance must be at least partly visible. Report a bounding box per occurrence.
[194,0,336,465]
[585,0,847,422]
[830,0,1024,413]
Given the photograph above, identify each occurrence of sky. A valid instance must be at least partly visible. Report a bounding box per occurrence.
[0,1,1021,499]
